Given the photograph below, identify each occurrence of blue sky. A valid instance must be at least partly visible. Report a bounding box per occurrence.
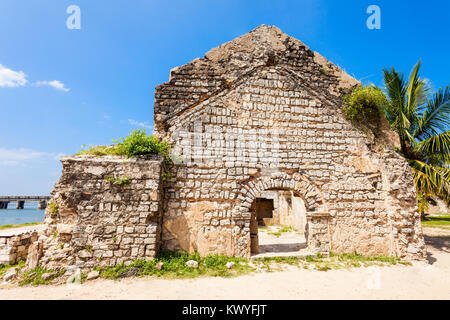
[0,0,449,195]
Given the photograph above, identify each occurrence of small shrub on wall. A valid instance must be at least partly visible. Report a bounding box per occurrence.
[76,129,171,162]
[114,129,171,160]
[342,85,387,132]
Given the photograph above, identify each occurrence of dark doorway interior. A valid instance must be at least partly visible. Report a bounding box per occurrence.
[250,198,275,254]
[255,198,274,226]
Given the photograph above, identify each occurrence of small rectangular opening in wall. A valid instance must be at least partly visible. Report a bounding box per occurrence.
[255,198,274,226]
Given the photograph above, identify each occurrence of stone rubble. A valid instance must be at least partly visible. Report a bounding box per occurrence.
[3,268,17,282]
[0,231,38,265]
[86,270,100,280]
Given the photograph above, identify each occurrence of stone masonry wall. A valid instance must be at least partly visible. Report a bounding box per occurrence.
[0,231,38,265]
[32,25,426,268]
[155,25,426,260]
[37,155,165,271]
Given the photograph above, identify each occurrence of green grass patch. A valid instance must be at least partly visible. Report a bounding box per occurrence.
[19,266,65,286]
[253,256,301,266]
[316,264,332,271]
[265,225,294,237]
[76,145,120,156]
[5,250,413,287]
[251,252,410,272]
[422,215,450,226]
[330,252,409,266]
[0,261,65,287]
[100,250,251,280]
[279,226,293,233]
[0,222,42,230]
[268,232,281,237]
[0,261,25,279]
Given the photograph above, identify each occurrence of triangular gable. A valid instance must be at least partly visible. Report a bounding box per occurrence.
[154,25,360,132]
[165,65,347,133]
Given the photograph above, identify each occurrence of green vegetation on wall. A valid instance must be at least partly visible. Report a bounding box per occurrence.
[76,129,171,162]
[105,176,131,187]
[48,202,58,217]
[342,85,387,132]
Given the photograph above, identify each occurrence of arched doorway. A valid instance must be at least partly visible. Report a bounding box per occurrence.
[234,172,331,258]
[249,188,309,257]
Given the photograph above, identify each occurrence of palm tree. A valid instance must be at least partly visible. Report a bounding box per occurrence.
[382,60,450,214]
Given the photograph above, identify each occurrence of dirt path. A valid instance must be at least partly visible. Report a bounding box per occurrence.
[0,224,45,237]
[0,227,449,300]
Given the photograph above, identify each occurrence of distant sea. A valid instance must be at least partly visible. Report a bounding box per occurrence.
[0,201,46,227]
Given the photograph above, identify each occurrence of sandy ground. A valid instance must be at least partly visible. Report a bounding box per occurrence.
[254,225,308,258]
[0,227,449,300]
[0,224,45,236]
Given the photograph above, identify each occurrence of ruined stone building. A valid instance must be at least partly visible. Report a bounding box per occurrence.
[28,25,426,271]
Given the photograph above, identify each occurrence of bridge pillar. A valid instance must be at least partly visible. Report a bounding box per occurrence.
[38,200,47,210]
[16,201,25,209]
[0,201,9,209]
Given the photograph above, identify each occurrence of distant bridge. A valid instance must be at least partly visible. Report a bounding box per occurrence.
[0,196,51,210]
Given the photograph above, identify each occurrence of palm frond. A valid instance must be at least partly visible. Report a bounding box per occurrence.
[416,130,450,161]
[405,61,433,135]
[382,62,449,203]
[409,159,450,201]
[404,129,418,147]
[383,67,407,129]
[406,61,430,109]
[414,85,450,141]
[416,192,429,214]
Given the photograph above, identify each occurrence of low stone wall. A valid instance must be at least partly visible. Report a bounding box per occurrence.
[426,198,449,215]
[0,231,38,265]
[37,155,165,271]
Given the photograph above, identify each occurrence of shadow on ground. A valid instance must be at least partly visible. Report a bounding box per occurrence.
[259,242,307,253]
[423,231,450,264]
[424,235,450,253]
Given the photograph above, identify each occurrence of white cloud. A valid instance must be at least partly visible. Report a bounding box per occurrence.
[0,64,28,87]
[0,64,70,93]
[0,160,20,166]
[53,153,68,161]
[35,80,70,92]
[128,119,153,130]
[0,147,46,167]
[0,147,67,167]
[0,147,47,161]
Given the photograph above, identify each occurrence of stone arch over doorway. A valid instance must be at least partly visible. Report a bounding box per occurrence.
[233,172,331,257]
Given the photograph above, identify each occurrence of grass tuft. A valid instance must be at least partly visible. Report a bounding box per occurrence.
[252,252,411,272]
[100,250,251,280]
[19,266,65,286]
[0,222,42,230]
